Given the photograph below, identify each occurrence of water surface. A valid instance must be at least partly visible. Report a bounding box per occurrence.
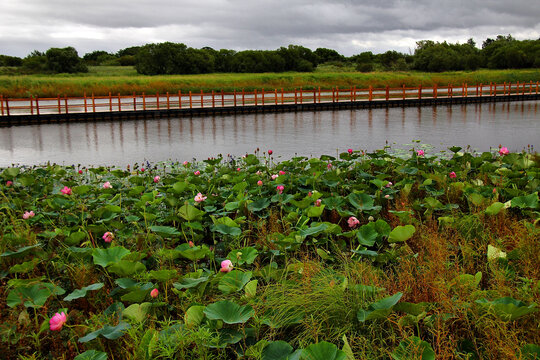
[0,101,538,167]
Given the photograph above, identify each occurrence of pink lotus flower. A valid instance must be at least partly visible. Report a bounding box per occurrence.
[183,161,189,166]
[194,170,200,176]
[308,191,312,197]
[386,181,393,188]
[348,148,353,154]
[327,163,332,169]
[188,241,194,247]
[384,194,390,199]
[60,186,72,195]
[23,210,35,219]
[276,185,285,194]
[449,171,457,179]
[348,216,360,228]
[417,150,425,156]
[150,288,159,298]
[268,150,273,155]
[6,180,13,187]
[153,176,160,183]
[194,192,207,203]
[102,232,114,243]
[220,259,234,273]
[103,181,112,189]
[493,188,497,193]
[49,312,67,331]
[271,174,279,180]
[257,180,263,186]
[256,170,262,176]
[499,147,509,155]
[279,170,286,175]
[140,168,145,172]
[78,170,83,174]
[315,199,322,207]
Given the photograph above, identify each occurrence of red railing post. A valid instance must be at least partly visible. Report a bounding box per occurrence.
[336,86,339,102]
[351,86,355,102]
[92,93,96,112]
[212,90,215,108]
[281,88,284,104]
[118,94,122,111]
[489,82,493,96]
[178,90,182,109]
[536,81,539,94]
[403,84,406,100]
[35,96,40,115]
[262,88,265,105]
[275,89,278,105]
[57,95,61,114]
[30,96,34,115]
[418,85,422,99]
[294,88,297,104]
[64,95,69,114]
[242,89,245,106]
[84,92,87,113]
[142,92,146,110]
[233,90,237,107]
[369,85,372,101]
[109,92,112,111]
[156,93,160,110]
[189,91,192,109]
[221,89,224,107]
[479,83,483,97]
[5,97,10,116]
[385,85,389,101]
[433,84,437,99]
[200,90,203,108]
[314,88,317,104]
[0,95,4,116]
[300,87,303,104]
[167,92,170,109]
[133,93,136,111]
[318,86,321,103]
[254,89,258,106]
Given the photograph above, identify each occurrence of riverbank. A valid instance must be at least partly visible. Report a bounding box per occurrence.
[0,66,539,98]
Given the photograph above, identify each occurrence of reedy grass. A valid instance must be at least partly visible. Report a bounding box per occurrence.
[0,67,538,98]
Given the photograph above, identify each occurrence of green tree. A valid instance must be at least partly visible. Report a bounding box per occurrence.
[45,47,87,73]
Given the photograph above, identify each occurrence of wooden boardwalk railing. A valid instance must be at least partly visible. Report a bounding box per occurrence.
[1,81,539,118]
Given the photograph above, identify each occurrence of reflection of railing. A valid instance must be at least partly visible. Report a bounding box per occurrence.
[1,81,539,117]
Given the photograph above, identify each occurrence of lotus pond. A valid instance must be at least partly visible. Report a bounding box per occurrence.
[0,145,539,360]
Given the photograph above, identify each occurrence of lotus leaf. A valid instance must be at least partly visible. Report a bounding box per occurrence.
[92,247,130,268]
[301,341,347,360]
[388,225,416,243]
[204,300,254,324]
[357,292,403,322]
[64,283,104,301]
[79,322,131,343]
[74,350,108,360]
[391,336,435,360]
[218,270,252,294]
[475,297,537,321]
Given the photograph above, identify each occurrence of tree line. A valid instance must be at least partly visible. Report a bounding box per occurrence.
[1,35,538,75]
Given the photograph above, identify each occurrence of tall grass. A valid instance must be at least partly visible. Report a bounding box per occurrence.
[0,67,538,98]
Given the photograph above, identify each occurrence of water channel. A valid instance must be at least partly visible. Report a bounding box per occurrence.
[0,100,538,167]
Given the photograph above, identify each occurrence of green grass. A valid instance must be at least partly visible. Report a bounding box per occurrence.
[0,66,538,98]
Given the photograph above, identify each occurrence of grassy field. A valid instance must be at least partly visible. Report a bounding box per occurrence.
[0,66,538,98]
[1,147,539,359]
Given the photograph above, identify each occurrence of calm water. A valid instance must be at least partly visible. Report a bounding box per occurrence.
[1,101,538,167]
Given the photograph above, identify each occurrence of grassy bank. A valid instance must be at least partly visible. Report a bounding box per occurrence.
[0,66,539,98]
[1,147,539,359]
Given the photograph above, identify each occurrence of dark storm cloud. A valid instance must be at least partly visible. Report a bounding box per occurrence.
[1,0,539,57]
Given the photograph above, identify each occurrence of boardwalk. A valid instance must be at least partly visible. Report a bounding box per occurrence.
[1,81,539,126]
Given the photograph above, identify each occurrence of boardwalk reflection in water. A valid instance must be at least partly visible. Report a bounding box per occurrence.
[0,101,538,167]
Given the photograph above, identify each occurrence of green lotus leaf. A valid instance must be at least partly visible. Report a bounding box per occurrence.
[9,258,40,274]
[211,224,242,236]
[520,344,540,360]
[66,231,87,246]
[262,341,296,360]
[357,292,403,322]
[92,246,130,268]
[64,283,104,301]
[301,341,347,360]
[218,270,252,294]
[149,270,178,282]
[172,181,188,194]
[7,284,52,308]
[388,225,416,243]
[175,244,211,261]
[178,204,205,221]
[173,276,209,290]
[184,305,206,328]
[475,297,537,321]
[248,198,272,212]
[391,336,435,360]
[357,223,378,246]
[348,193,374,210]
[107,260,146,276]
[299,224,328,238]
[1,244,41,258]
[123,302,152,323]
[307,205,325,218]
[485,202,504,215]
[149,226,180,236]
[74,350,108,360]
[245,280,258,298]
[227,247,259,265]
[78,322,131,343]
[204,300,254,324]
[511,193,538,209]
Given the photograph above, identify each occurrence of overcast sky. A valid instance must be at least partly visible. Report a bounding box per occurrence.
[1,0,539,58]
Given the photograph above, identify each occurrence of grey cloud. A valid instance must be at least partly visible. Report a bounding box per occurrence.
[0,0,538,57]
